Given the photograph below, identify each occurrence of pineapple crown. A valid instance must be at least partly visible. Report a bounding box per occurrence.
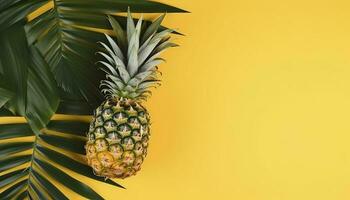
[97,8,177,101]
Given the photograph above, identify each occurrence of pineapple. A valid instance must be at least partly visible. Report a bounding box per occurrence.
[85,9,177,179]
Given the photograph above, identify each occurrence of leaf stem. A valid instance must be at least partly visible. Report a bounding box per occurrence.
[26,129,39,195]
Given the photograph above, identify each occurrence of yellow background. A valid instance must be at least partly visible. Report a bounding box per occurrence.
[3,0,350,199]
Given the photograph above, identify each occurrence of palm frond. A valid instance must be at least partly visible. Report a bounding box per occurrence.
[0,22,59,132]
[0,101,123,199]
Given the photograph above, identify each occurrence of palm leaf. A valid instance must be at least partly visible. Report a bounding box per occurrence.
[0,87,14,108]
[0,22,59,132]
[0,168,29,188]
[0,179,27,199]
[26,46,60,132]
[0,0,48,32]
[0,100,123,199]
[0,21,30,116]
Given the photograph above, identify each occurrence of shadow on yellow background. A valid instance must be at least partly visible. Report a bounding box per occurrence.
[3,0,350,199]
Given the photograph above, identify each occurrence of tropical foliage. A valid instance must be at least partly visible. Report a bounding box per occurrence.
[0,102,123,199]
[0,0,186,199]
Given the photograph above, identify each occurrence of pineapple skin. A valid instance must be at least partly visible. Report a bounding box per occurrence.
[85,98,150,179]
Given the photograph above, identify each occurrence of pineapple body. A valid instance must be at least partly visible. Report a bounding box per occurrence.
[86,98,150,178]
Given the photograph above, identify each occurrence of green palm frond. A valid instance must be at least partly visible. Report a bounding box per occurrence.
[0,22,60,133]
[0,87,14,109]
[0,100,123,199]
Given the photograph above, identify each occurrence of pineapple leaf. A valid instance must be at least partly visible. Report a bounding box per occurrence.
[100,12,178,100]
[127,15,143,76]
[104,33,125,62]
[139,80,161,90]
[96,51,115,65]
[98,42,125,68]
[138,29,173,66]
[107,75,125,87]
[127,7,136,42]
[97,61,120,77]
[140,58,165,73]
[154,41,179,55]
[107,15,127,52]
[129,71,154,85]
[141,13,166,44]
[128,44,139,77]
[139,32,156,52]
[98,41,131,83]
[101,79,124,91]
